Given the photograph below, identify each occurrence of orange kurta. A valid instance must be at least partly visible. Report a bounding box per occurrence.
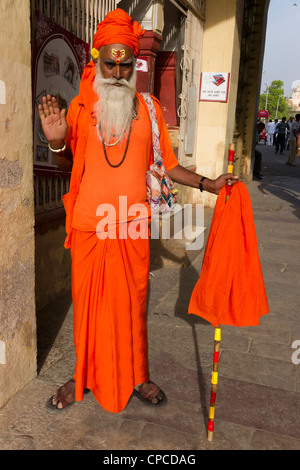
[62,61,178,413]
[72,94,156,232]
[188,182,269,327]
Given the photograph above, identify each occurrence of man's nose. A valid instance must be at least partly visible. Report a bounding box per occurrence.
[114,65,122,80]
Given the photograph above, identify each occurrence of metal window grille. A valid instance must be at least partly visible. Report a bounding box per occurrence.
[31,0,119,45]
[34,174,71,214]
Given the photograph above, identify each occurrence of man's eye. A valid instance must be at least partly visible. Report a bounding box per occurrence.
[103,61,133,69]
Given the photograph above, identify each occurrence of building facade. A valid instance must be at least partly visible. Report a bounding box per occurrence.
[0,0,269,407]
[287,83,300,112]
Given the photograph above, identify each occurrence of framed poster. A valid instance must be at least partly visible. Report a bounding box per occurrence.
[199,72,230,103]
[32,11,90,173]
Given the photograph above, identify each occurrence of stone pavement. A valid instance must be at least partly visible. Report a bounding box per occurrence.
[0,143,299,453]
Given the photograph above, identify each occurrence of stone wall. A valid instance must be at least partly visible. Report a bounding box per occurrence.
[0,0,37,408]
[35,218,71,312]
[185,0,244,208]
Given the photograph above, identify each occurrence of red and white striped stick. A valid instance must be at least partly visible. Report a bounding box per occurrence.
[226,143,235,200]
[207,143,235,442]
[207,325,221,441]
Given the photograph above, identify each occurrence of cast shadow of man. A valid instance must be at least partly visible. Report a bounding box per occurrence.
[255,144,300,220]
[257,179,300,220]
[148,238,212,430]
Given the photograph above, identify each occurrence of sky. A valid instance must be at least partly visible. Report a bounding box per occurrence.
[261,0,300,97]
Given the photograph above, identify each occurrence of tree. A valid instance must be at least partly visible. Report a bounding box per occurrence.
[259,80,289,120]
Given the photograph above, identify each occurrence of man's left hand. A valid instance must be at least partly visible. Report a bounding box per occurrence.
[167,165,239,195]
[205,173,239,195]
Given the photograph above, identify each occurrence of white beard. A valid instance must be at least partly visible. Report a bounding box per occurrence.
[94,61,137,144]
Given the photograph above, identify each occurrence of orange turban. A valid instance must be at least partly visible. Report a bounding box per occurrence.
[92,8,145,58]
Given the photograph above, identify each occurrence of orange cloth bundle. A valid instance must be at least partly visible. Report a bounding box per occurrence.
[92,8,145,57]
[188,181,269,327]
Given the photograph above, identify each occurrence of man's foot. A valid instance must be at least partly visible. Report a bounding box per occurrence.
[46,379,76,412]
[133,381,167,406]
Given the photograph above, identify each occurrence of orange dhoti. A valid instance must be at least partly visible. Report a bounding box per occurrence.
[70,227,150,413]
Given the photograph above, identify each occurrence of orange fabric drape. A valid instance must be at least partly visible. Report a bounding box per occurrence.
[71,227,150,413]
[188,181,269,327]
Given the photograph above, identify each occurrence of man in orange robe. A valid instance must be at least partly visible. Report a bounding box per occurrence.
[38,8,237,413]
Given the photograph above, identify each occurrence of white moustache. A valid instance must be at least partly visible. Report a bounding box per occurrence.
[98,77,130,89]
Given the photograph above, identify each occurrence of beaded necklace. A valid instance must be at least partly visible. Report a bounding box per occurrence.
[96,108,137,168]
[97,120,133,168]
[96,124,123,147]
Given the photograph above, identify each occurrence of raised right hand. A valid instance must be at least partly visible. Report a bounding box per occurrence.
[38,94,68,145]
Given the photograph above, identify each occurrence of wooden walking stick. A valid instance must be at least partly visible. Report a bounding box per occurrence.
[226,143,235,200]
[207,143,235,442]
[207,325,221,441]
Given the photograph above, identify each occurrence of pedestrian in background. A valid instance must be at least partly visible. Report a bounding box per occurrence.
[275,117,287,154]
[266,119,275,146]
[287,114,300,166]
[286,116,294,150]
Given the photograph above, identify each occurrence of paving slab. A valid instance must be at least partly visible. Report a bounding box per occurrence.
[0,144,300,452]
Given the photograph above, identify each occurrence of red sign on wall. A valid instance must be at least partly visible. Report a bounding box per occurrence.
[258,109,269,117]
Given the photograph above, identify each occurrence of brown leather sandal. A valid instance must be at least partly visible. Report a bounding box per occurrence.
[132,380,167,406]
[46,379,76,412]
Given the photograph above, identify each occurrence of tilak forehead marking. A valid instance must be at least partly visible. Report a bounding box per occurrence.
[111,49,126,63]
